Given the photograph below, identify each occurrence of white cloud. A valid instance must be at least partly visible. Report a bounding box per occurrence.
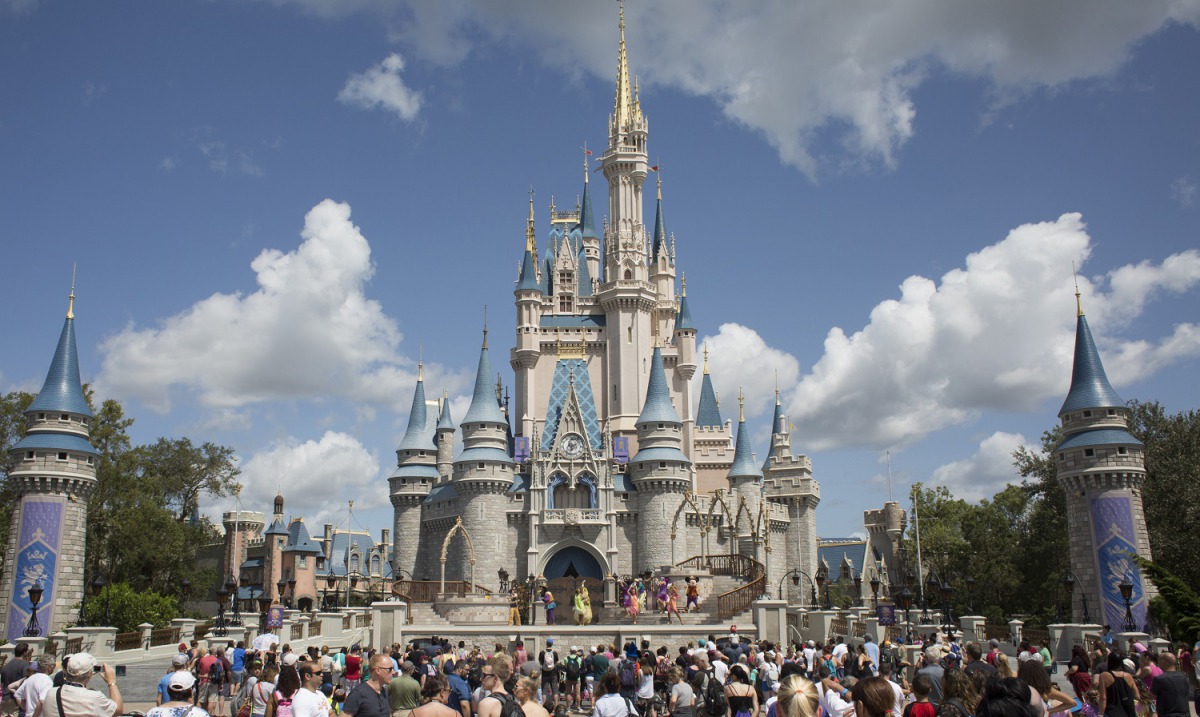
[929,431,1028,502]
[276,1,1198,177]
[338,54,423,121]
[784,214,1200,450]
[81,82,107,105]
[695,323,801,423]
[97,199,460,412]
[1170,176,1197,208]
[231,431,383,527]
[160,156,176,171]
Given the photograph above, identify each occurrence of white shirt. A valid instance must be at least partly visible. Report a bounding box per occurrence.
[817,683,853,717]
[41,683,119,717]
[14,673,53,716]
[593,693,638,717]
[887,679,904,717]
[832,644,848,662]
[802,648,817,671]
[291,688,330,717]
[712,661,729,685]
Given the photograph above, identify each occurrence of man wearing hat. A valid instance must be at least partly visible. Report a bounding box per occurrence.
[40,653,122,717]
[157,653,193,706]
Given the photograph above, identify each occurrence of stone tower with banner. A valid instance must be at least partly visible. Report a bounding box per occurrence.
[1056,293,1154,629]
[0,287,98,639]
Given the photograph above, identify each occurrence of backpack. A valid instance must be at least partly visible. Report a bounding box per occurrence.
[543,650,557,672]
[273,692,293,717]
[491,692,525,717]
[565,656,582,681]
[704,670,727,717]
[619,660,639,689]
[880,648,896,671]
[210,659,226,685]
[655,657,670,680]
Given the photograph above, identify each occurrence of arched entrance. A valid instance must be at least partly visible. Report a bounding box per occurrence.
[541,545,606,625]
[543,546,604,580]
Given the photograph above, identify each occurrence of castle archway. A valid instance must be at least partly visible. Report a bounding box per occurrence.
[540,543,606,580]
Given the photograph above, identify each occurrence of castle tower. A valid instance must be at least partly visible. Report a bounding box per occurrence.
[282,518,321,610]
[863,501,905,597]
[630,347,691,572]
[262,493,289,602]
[389,364,438,583]
[1056,296,1153,628]
[452,329,515,589]
[693,346,734,493]
[728,391,764,561]
[762,391,821,606]
[1,288,99,638]
[436,392,455,481]
[513,195,545,440]
[579,160,601,282]
[222,509,265,588]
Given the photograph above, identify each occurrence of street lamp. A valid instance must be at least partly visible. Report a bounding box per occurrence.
[526,573,537,625]
[276,579,286,608]
[940,580,955,638]
[324,574,336,611]
[869,572,881,609]
[1118,578,1137,632]
[923,570,939,623]
[226,576,241,626]
[1061,571,1091,624]
[853,571,863,607]
[776,568,803,602]
[23,586,44,637]
[287,577,297,609]
[92,575,111,626]
[258,596,271,632]
[498,568,510,593]
[897,587,915,643]
[815,564,830,609]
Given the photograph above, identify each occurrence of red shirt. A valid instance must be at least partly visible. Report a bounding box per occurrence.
[198,655,218,684]
[345,654,362,680]
[905,702,937,717]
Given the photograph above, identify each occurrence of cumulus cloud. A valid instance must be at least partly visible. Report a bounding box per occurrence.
[232,431,383,526]
[929,431,1028,501]
[785,214,1200,450]
[338,54,423,121]
[97,199,466,412]
[695,323,801,422]
[273,1,1197,176]
[1170,176,1197,208]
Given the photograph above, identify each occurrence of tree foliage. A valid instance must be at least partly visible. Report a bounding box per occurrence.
[81,582,181,633]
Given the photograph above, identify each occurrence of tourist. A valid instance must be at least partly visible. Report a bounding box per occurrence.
[940,667,980,717]
[232,644,248,692]
[876,664,904,717]
[39,653,122,717]
[665,583,683,625]
[266,664,301,717]
[564,648,584,712]
[964,643,998,683]
[1095,653,1140,717]
[851,677,896,717]
[666,668,695,717]
[1143,653,1185,717]
[635,656,656,717]
[232,662,263,717]
[594,671,638,717]
[405,675,457,717]
[511,677,547,717]
[447,662,472,717]
[198,648,227,714]
[916,647,946,703]
[145,671,205,717]
[902,675,935,717]
[345,648,365,693]
[775,675,818,717]
[390,662,421,717]
[725,666,759,717]
[1018,658,1076,716]
[975,678,1039,717]
[251,666,278,717]
[538,639,560,710]
[476,655,517,717]
[1065,646,1093,701]
[343,656,392,717]
[3,644,32,715]
[157,654,194,706]
[292,664,331,717]
[14,655,54,717]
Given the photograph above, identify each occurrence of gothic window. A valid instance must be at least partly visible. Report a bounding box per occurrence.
[559,293,574,313]
[553,482,593,509]
[350,554,360,573]
[624,269,632,280]
[371,556,381,574]
[299,556,307,569]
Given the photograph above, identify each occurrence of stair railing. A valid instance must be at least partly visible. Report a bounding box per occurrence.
[674,554,768,620]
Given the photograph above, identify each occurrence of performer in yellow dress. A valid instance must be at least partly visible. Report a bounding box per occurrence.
[572,585,593,625]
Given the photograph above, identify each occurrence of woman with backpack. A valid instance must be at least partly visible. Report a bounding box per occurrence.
[265,664,301,717]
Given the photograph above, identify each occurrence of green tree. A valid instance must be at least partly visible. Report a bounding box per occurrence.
[0,391,35,564]
[81,582,181,632]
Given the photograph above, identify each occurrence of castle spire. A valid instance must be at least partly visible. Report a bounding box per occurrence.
[28,282,92,418]
[1059,309,1124,415]
[636,347,681,426]
[614,0,633,131]
[729,387,763,479]
[652,172,667,260]
[462,324,507,426]
[397,365,433,450]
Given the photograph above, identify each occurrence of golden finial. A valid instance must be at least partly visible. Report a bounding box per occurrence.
[738,387,745,422]
[526,187,536,253]
[681,273,687,297]
[775,370,780,405]
[702,342,709,374]
[482,305,489,349]
[66,263,76,319]
[418,341,424,381]
[1072,261,1083,317]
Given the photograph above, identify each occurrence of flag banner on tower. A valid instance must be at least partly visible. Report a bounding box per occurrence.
[514,436,530,463]
[876,604,896,626]
[267,606,285,629]
[613,436,629,463]
[6,497,64,639]
[1091,494,1147,630]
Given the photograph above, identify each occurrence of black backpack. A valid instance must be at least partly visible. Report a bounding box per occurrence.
[619,660,639,689]
[492,692,525,717]
[210,659,226,684]
[704,670,727,717]
[564,656,582,681]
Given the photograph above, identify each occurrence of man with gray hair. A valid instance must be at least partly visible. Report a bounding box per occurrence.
[14,655,54,717]
[38,653,122,717]
[916,646,945,702]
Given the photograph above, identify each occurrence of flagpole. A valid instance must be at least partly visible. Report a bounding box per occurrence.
[912,484,925,606]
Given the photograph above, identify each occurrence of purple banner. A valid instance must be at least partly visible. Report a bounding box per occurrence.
[1090,494,1147,630]
[513,436,530,463]
[6,497,65,639]
[613,436,629,463]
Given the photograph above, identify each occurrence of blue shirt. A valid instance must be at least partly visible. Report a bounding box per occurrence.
[157,672,174,703]
[233,648,247,672]
[865,641,880,668]
[446,674,472,717]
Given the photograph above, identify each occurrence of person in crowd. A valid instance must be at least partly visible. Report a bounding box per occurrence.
[850,677,895,717]
[476,655,517,717]
[593,671,638,717]
[1065,646,1093,701]
[903,675,936,717]
[876,664,904,717]
[292,664,331,717]
[407,675,457,717]
[389,662,421,717]
[158,654,194,706]
[3,643,33,714]
[512,677,548,717]
[232,662,263,717]
[345,648,365,693]
[940,667,980,717]
[251,666,278,717]
[774,676,818,717]
[916,647,945,703]
[343,656,392,717]
[964,643,998,684]
[1095,653,1139,717]
[14,655,54,717]
[145,671,206,717]
[725,665,758,717]
[975,678,1039,717]
[634,655,656,717]
[266,663,302,717]
[1017,657,1076,716]
[1146,652,1188,717]
[667,668,695,717]
[39,653,122,717]
[446,661,472,717]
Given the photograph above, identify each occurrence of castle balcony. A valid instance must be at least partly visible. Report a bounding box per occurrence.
[541,508,605,525]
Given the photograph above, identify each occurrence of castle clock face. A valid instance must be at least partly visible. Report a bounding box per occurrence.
[562,433,585,459]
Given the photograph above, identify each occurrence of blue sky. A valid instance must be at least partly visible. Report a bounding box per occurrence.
[2,0,1198,542]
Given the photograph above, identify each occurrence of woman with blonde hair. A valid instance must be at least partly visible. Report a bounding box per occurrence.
[514,676,550,717]
[775,675,819,717]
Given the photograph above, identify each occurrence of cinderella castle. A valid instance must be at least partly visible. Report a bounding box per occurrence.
[388,7,823,600]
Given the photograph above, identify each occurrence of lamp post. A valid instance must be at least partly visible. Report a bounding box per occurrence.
[276,579,286,609]
[287,577,297,610]
[815,564,830,609]
[1118,578,1137,632]
[23,586,44,637]
[776,569,802,602]
[922,570,939,623]
[940,579,955,639]
[897,587,914,643]
[324,575,336,610]
[92,575,111,626]
[215,586,229,637]
[869,572,881,609]
[258,596,271,633]
[227,576,241,626]
[853,571,863,608]
[1061,571,1091,624]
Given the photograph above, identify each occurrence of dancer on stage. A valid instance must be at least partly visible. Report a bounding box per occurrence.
[624,582,640,624]
[665,581,683,624]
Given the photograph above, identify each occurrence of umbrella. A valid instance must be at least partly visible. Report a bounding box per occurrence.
[252,633,278,651]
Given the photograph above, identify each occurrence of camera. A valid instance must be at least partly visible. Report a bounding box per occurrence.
[94,664,104,673]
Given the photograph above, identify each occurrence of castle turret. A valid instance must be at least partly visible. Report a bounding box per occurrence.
[222,508,266,590]
[728,391,764,561]
[436,391,455,481]
[578,161,601,282]
[1,286,99,638]
[630,347,691,572]
[761,391,821,606]
[453,328,515,589]
[262,494,289,603]
[514,195,545,440]
[693,345,734,493]
[1056,294,1152,627]
[389,364,439,584]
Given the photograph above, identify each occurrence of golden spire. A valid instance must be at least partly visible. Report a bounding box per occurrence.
[738,387,745,422]
[526,186,536,253]
[1075,260,1084,314]
[613,0,633,131]
[66,263,76,319]
[482,305,489,349]
[703,342,709,374]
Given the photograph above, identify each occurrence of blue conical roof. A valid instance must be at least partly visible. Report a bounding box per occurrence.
[580,178,598,239]
[283,519,321,553]
[28,317,93,417]
[437,396,454,430]
[696,373,722,428]
[769,398,784,436]
[675,293,694,332]
[651,192,667,261]
[517,249,542,292]
[577,248,593,297]
[462,337,507,426]
[729,416,763,479]
[264,517,288,536]
[637,348,680,425]
[1059,314,1124,415]
[397,374,435,450]
[541,256,554,294]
